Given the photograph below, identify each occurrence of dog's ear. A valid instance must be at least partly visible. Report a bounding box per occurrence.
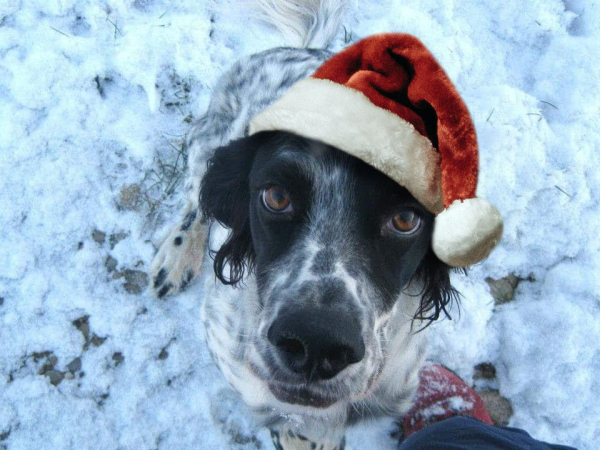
[413,249,461,326]
[200,132,269,285]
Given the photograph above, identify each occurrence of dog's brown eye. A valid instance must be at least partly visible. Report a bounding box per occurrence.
[391,210,420,234]
[262,186,292,213]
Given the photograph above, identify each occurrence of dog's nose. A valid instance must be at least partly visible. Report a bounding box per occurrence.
[267,308,365,381]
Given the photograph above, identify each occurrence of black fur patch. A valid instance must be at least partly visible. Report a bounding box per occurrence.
[180,210,197,232]
[179,270,194,292]
[157,282,172,299]
[154,268,166,289]
[270,429,284,450]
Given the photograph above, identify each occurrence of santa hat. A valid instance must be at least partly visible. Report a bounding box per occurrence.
[249,33,502,267]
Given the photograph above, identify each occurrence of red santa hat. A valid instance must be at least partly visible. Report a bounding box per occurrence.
[249,33,503,267]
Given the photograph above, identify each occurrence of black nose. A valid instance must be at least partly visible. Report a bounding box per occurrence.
[267,308,365,381]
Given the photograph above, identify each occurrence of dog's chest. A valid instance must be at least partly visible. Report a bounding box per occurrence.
[200,264,272,409]
[202,287,245,376]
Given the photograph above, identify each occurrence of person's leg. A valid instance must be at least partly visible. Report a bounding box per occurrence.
[399,416,577,450]
[399,364,577,450]
[401,363,494,437]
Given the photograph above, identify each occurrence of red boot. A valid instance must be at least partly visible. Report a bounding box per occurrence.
[401,362,493,438]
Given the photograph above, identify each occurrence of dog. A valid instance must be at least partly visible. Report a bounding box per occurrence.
[150,2,461,448]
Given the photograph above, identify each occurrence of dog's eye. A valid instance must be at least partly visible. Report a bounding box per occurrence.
[262,186,292,213]
[390,209,421,234]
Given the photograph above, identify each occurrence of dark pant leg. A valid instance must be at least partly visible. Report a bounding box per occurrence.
[399,416,577,450]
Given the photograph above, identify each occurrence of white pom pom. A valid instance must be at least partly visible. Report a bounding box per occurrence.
[432,198,503,267]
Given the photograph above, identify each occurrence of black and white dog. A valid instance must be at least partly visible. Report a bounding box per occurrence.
[151,2,457,448]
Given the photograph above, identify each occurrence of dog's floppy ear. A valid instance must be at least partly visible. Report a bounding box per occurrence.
[200,132,270,285]
[413,248,461,326]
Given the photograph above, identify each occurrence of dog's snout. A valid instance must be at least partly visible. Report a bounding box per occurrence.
[267,309,365,381]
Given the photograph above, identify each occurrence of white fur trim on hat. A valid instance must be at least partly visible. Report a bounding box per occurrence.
[249,77,444,214]
[432,198,503,267]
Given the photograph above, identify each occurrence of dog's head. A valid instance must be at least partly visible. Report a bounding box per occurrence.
[200,130,457,409]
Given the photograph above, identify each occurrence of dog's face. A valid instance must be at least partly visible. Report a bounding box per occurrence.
[201,131,454,410]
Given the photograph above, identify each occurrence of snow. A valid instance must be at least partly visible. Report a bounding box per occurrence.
[1,0,599,449]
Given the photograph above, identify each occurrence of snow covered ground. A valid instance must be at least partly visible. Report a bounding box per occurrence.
[1,0,599,449]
